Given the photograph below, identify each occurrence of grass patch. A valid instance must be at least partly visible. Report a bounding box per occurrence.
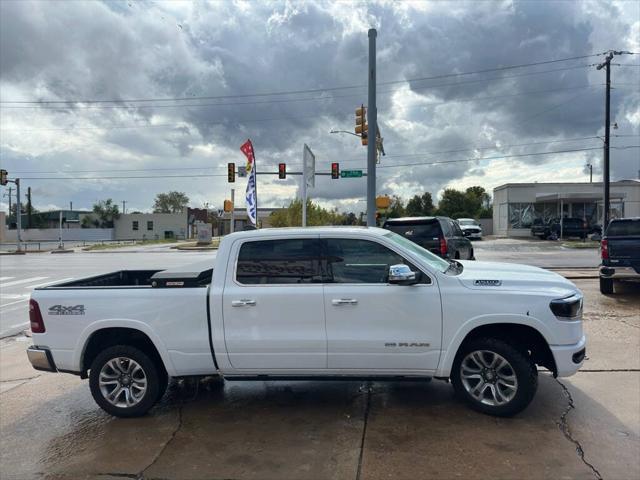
[561,240,600,249]
[175,238,221,250]
[82,239,181,251]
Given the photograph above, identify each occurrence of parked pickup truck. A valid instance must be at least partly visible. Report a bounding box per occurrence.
[599,217,640,294]
[27,227,586,418]
[531,218,590,240]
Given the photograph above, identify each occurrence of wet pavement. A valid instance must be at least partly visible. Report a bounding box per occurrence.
[0,277,638,480]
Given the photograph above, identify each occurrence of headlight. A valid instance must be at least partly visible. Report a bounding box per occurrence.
[550,293,583,319]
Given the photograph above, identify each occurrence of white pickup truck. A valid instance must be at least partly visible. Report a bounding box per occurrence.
[27,227,586,418]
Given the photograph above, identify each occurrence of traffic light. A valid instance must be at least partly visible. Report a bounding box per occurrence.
[227,163,235,183]
[331,163,340,179]
[0,169,7,186]
[355,104,367,146]
[278,163,286,179]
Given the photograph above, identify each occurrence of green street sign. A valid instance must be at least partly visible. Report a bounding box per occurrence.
[340,170,363,178]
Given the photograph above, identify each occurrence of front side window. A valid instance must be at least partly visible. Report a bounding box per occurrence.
[236,239,320,284]
[325,238,426,284]
[147,221,154,231]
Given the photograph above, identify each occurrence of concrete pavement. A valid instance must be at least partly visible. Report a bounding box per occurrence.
[0,277,638,480]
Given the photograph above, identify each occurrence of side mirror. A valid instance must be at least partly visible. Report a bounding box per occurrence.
[388,264,418,285]
[462,230,470,237]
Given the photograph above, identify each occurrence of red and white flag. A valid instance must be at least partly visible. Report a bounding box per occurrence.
[240,139,257,225]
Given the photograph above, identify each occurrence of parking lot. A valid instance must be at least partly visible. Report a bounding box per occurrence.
[1,240,638,480]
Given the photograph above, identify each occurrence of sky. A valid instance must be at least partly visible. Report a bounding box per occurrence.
[1,0,639,215]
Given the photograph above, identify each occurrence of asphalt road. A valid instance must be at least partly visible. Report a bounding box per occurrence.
[1,277,638,480]
[473,237,600,268]
[0,246,215,338]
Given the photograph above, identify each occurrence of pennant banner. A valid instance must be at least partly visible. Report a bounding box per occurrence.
[240,139,257,226]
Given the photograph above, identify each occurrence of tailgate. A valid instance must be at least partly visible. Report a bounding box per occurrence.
[608,237,640,270]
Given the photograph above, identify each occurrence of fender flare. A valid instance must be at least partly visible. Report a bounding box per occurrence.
[74,319,177,376]
[436,314,553,377]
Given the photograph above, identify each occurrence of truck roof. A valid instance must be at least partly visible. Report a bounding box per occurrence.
[223,226,389,240]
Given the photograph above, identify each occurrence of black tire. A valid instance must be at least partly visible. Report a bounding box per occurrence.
[89,345,161,418]
[469,249,475,260]
[599,277,614,294]
[451,337,538,417]
[454,252,460,259]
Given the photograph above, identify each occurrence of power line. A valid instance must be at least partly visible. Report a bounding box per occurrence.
[0,54,604,106]
[18,146,636,180]
[0,65,595,111]
[8,136,609,174]
[0,84,599,132]
[376,147,606,169]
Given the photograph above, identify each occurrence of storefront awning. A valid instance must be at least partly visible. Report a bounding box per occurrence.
[535,192,626,202]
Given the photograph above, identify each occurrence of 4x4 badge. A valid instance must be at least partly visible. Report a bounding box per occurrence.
[48,305,85,315]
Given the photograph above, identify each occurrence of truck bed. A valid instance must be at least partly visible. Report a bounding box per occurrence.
[39,266,214,289]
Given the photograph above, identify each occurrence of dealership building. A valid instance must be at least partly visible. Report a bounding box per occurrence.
[492,180,640,237]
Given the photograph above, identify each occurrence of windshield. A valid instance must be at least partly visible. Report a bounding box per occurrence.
[457,219,476,226]
[383,231,451,272]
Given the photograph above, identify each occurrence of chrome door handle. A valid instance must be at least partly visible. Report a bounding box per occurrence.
[332,298,358,306]
[232,299,257,307]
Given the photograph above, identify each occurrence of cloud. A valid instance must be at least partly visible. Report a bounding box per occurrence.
[0,0,638,215]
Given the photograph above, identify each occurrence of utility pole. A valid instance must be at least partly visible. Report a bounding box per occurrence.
[366,28,377,227]
[15,179,22,252]
[596,50,634,228]
[27,187,32,229]
[587,164,593,183]
[230,188,235,234]
[122,200,127,215]
[4,186,13,226]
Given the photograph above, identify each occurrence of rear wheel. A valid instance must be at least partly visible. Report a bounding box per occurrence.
[89,345,161,417]
[599,277,614,294]
[451,337,537,417]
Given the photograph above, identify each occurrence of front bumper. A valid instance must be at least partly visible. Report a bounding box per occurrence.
[549,335,587,377]
[599,266,640,280]
[27,346,57,372]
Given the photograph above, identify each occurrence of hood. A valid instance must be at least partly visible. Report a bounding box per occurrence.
[455,260,577,297]
[459,224,481,230]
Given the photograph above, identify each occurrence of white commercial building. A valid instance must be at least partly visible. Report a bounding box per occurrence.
[493,180,640,237]
[113,212,188,240]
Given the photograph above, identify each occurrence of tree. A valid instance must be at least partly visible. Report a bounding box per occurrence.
[405,193,434,216]
[153,191,189,213]
[435,186,492,219]
[386,195,406,218]
[92,199,120,228]
[269,199,354,227]
[436,189,471,218]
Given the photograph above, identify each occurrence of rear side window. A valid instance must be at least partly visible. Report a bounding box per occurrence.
[607,220,640,236]
[383,222,441,240]
[325,238,421,284]
[236,239,321,284]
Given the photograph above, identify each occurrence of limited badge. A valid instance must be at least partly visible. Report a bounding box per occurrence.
[474,280,502,286]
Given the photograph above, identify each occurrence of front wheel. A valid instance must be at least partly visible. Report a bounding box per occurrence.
[89,345,162,417]
[451,337,538,417]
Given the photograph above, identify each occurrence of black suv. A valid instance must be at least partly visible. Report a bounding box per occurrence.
[382,216,474,260]
[531,217,589,239]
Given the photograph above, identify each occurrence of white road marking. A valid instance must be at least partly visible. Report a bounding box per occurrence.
[25,278,74,289]
[1,294,30,300]
[0,298,29,308]
[0,277,14,281]
[9,322,28,329]
[0,277,48,288]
